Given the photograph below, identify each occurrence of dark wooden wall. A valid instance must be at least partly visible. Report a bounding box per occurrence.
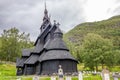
[25,64,35,75]
[41,59,77,75]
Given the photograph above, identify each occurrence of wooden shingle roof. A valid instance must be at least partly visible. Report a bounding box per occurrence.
[38,50,77,62]
[43,26,68,50]
[32,39,43,53]
[44,38,68,50]
[16,57,27,67]
[22,49,31,57]
[24,54,39,64]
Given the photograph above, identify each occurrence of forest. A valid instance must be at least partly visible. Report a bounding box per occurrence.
[0,27,34,62]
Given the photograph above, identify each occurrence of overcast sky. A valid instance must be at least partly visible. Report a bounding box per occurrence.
[0,0,120,41]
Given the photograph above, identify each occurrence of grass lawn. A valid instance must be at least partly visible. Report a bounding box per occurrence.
[0,62,16,76]
[1,75,119,80]
[0,62,16,80]
[0,62,120,80]
[77,64,120,71]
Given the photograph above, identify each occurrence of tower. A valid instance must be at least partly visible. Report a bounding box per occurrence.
[40,2,50,32]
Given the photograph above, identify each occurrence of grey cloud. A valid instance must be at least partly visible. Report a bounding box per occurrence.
[0,0,85,41]
[115,0,120,3]
[47,0,85,31]
[113,6,120,15]
[111,0,120,15]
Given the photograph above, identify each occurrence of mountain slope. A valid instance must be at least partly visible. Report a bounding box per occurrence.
[64,15,120,51]
[0,37,1,48]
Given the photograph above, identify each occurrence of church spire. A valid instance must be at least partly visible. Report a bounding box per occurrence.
[43,1,49,21]
[44,1,48,15]
[40,2,50,32]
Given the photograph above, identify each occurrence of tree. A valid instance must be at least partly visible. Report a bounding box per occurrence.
[0,27,33,62]
[80,33,114,70]
[113,50,120,65]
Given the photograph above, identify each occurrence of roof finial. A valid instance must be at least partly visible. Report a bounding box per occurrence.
[54,20,56,25]
[57,22,60,27]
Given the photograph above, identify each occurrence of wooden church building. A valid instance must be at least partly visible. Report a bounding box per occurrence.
[16,5,78,75]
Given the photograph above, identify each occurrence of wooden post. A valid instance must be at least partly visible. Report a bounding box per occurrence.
[24,65,27,75]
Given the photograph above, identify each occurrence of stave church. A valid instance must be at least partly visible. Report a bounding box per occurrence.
[16,4,78,75]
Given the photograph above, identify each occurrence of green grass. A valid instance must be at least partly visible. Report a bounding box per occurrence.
[0,74,120,80]
[83,75,102,80]
[77,64,120,72]
[0,76,32,80]
[0,62,120,80]
[109,66,120,72]
[0,62,16,80]
[0,62,16,76]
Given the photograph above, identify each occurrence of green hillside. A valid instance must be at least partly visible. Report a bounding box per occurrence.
[0,37,1,48]
[0,37,1,56]
[64,15,120,63]
[64,15,120,49]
